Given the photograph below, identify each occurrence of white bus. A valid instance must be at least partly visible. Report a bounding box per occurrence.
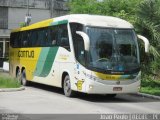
[10,14,149,97]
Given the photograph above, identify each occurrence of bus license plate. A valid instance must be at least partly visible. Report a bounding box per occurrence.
[113,87,122,91]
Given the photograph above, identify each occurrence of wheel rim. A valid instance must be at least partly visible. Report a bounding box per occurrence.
[21,71,26,85]
[16,70,21,82]
[64,78,71,95]
[22,76,26,85]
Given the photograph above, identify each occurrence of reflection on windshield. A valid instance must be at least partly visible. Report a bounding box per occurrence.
[86,27,139,72]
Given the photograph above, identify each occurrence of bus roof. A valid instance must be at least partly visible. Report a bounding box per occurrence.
[12,14,134,32]
[67,14,133,28]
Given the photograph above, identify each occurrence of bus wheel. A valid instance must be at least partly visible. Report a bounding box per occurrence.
[63,75,75,97]
[16,68,21,82]
[21,69,29,86]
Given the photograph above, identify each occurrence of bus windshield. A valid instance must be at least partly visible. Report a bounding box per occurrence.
[86,27,140,73]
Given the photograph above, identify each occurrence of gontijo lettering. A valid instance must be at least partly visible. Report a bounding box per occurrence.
[18,50,34,58]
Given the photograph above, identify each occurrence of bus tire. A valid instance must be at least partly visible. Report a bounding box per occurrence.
[63,75,75,97]
[21,69,29,86]
[16,68,21,82]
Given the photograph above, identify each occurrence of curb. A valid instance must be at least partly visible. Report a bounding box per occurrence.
[133,92,160,100]
[0,86,25,92]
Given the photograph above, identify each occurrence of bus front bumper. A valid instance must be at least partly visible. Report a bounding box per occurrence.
[85,80,140,94]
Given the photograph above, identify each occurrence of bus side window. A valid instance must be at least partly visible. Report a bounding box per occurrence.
[22,31,29,47]
[44,28,48,46]
[57,24,70,51]
[30,30,38,47]
[27,31,31,47]
[37,28,46,47]
[46,28,52,46]
[70,23,85,65]
[47,26,57,46]
[15,32,21,48]
[75,35,85,65]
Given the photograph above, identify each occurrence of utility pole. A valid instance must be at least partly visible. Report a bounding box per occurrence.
[27,0,29,15]
[51,0,54,18]
[25,0,32,26]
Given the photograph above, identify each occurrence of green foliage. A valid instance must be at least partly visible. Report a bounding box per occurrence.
[141,73,160,96]
[149,45,160,59]
[0,76,21,88]
[141,74,160,87]
[69,0,141,24]
[141,75,160,96]
[136,0,160,47]
[69,0,98,14]
[140,87,160,96]
[19,22,26,27]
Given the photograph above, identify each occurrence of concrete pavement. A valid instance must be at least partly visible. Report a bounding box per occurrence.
[0,83,160,114]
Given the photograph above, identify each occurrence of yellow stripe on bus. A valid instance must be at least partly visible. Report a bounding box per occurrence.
[94,72,122,80]
[12,19,53,32]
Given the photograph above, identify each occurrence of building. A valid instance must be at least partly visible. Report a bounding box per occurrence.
[0,0,69,67]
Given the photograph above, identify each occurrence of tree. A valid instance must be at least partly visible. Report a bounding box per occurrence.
[136,0,160,48]
[69,0,141,24]
[136,0,160,59]
[136,0,160,77]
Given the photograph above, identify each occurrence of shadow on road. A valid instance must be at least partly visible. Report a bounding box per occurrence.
[28,81,64,94]
[75,93,160,103]
[28,81,159,103]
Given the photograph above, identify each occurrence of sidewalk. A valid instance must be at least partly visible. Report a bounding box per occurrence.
[0,87,25,92]
[135,92,160,100]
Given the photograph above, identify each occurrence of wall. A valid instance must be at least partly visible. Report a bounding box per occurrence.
[8,8,50,29]
[0,0,50,9]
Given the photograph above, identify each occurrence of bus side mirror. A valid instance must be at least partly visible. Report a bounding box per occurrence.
[76,31,90,51]
[137,35,150,53]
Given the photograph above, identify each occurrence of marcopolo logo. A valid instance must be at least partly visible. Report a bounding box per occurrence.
[18,50,34,58]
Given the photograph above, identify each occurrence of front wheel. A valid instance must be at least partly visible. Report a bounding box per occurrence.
[21,70,29,86]
[63,75,75,97]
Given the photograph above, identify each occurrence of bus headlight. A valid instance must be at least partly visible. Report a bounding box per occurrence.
[89,85,93,89]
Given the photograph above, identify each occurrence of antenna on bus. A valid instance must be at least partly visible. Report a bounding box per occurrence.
[25,0,32,26]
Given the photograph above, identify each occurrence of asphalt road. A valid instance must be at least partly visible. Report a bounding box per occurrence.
[0,82,160,115]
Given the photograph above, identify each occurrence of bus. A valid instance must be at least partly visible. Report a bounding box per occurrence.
[10,14,149,97]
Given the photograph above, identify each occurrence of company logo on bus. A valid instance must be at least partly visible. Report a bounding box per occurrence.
[18,50,34,58]
[116,80,120,85]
